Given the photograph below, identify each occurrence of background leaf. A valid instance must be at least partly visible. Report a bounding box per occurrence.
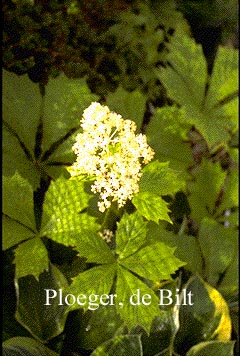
[174,276,232,354]
[186,340,235,356]
[2,337,59,356]
[15,264,68,342]
[199,218,238,286]
[90,334,142,356]
[188,159,226,223]
[14,238,49,280]
[106,86,146,130]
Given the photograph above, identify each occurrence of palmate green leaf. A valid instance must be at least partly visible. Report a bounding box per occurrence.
[3,127,41,189]
[132,191,172,224]
[3,70,42,153]
[147,222,203,274]
[146,107,192,177]
[106,86,146,130]
[14,237,49,280]
[41,74,98,152]
[157,32,238,147]
[188,159,226,224]
[116,266,160,333]
[90,335,142,356]
[116,212,147,259]
[186,341,235,356]
[66,265,117,311]
[2,215,35,251]
[15,264,68,342]
[74,230,115,264]
[41,176,100,246]
[119,242,185,282]
[204,46,238,109]
[3,173,36,233]
[139,161,185,196]
[2,337,59,356]
[3,70,99,189]
[198,218,238,286]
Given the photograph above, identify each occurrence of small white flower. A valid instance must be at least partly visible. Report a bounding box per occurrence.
[69,102,154,211]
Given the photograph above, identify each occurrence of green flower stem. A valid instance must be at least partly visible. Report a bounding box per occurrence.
[100,202,123,232]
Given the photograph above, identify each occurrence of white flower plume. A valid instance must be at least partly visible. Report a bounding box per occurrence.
[69,102,154,212]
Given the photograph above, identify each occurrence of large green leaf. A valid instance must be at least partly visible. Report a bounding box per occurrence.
[2,337,59,356]
[3,70,42,153]
[188,159,226,224]
[41,176,100,246]
[90,335,142,356]
[3,173,36,233]
[186,341,235,356]
[147,223,203,274]
[132,191,172,224]
[139,161,185,196]
[74,230,115,264]
[116,266,160,333]
[116,212,147,259]
[41,74,98,152]
[119,242,185,282]
[15,264,69,342]
[14,237,49,280]
[199,218,238,286]
[218,252,239,297]
[77,306,124,350]
[106,86,146,130]
[2,215,35,251]
[66,265,117,311]
[157,32,238,147]
[174,276,232,354]
[146,107,192,176]
[3,70,99,188]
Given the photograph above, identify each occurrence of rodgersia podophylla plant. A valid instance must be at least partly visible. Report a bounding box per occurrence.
[69,102,155,212]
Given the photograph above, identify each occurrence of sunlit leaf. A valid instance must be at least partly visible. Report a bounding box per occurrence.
[116,212,147,259]
[132,191,172,224]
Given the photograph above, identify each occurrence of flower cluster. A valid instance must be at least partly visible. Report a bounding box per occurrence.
[98,229,114,243]
[70,102,154,212]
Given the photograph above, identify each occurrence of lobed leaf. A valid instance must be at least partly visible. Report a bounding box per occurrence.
[14,237,49,280]
[106,86,146,130]
[139,160,185,196]
[116,266,160,333]
[119,242,185,282]
[188,159,226,224]
[41,176,100,246]
[132,191,172,224]
[66,265,117,312]
[116,212,147,259]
